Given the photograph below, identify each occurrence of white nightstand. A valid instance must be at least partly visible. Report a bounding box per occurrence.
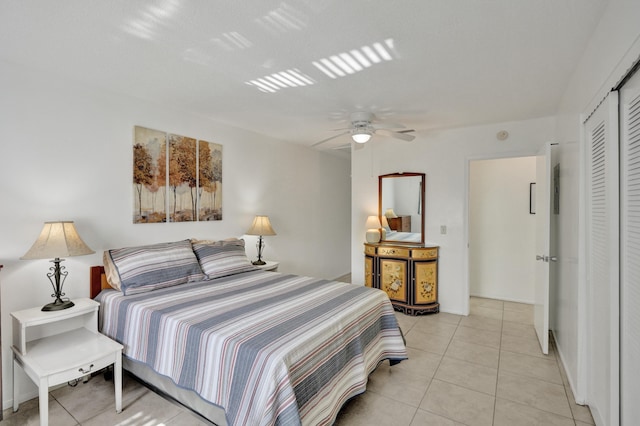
[11,298,123,426]
[255,261,279,272]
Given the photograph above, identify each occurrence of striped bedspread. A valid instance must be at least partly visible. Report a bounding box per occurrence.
[97,270,407,426]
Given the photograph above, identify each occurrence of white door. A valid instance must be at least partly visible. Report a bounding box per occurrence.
[534,142,553,354]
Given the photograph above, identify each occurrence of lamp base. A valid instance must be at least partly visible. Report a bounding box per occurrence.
[252,260,266,266]
[41,299,75,311]
[366,230,381,243]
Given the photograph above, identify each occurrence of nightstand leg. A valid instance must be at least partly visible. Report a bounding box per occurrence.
[38,377,48,426]
[114,353,122,413]
[12,357,19,412]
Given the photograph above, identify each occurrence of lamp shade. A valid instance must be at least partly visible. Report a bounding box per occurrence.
[365,215,382,229]
[385,208,398,218]
[21,221,94,260]
[246,215,276,236]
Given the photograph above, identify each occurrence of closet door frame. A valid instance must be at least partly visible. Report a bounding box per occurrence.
[619,69,640,426]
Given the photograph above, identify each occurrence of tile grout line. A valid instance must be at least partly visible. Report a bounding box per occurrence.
[491,305,504,426]
[412,315,466,426]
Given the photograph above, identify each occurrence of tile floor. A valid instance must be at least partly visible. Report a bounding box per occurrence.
[1,297,594,425]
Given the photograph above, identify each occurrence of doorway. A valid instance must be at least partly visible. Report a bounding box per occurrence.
[468,156,537,303]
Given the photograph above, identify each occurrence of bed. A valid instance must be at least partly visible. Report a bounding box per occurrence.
[90,239,407,426]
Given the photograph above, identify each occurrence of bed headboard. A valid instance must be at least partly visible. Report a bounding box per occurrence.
[90,265,107,299]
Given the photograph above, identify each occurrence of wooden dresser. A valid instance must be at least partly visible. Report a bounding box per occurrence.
[364,243,439,315]
[387,215,411,232]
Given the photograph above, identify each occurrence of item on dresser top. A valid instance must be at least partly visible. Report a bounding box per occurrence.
[365,215,383,243]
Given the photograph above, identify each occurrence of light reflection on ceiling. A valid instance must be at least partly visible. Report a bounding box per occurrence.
[246,69,316,93]
[211,32,253,51]
[246,38,396,93]
[121,0,183,40]
[313,39,396,79]
[255,3,309,35]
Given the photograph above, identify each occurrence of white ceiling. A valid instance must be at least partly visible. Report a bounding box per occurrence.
[0,0,607,150]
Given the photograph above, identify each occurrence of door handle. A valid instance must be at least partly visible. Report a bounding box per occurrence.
[536,255,557,262]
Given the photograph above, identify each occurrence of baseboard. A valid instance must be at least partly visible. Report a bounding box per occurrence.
[333,273,351,283]
[469,292,534,305]
[551,329,586,405]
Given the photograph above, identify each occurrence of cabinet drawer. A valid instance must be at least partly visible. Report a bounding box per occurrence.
[412,248,438,260]
[378,247,410,258]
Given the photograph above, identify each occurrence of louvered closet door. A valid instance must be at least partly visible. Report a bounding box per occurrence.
[620,69,640,426]
[584,91,619,426]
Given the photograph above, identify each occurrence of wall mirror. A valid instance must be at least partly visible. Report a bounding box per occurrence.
[379,172,425,244]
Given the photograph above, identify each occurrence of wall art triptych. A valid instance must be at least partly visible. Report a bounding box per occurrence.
[133,126,222,223]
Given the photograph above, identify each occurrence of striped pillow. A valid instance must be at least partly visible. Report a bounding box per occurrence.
[108,240,205,295]
[193,239,258,279]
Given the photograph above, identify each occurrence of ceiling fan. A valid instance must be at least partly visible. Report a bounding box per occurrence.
[311,112,415,148]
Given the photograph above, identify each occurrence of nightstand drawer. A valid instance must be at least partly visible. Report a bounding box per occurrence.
[47,351,118,385]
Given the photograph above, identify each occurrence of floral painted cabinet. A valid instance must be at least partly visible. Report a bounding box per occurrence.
[364,243,439,315]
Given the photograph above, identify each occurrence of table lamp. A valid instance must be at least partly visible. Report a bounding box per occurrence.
[246,215,276,265]
[21,221,95,311]
[365,215,382,243]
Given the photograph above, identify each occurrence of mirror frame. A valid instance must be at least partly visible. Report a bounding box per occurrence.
[378,172,425,245]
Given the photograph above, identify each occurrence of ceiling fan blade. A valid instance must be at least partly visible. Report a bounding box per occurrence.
[331,141,366,151]
[375,129,416,141]
[331,143,351,150]
[371,122,406,130]
[310,131,350,147]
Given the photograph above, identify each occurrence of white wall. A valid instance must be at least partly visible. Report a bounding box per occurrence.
[0,60,351,408]
[552,0,640,418]
[469,157,536,303]
[351,116,555,315]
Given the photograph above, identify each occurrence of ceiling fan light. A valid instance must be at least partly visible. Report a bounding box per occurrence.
[352,131,372,143]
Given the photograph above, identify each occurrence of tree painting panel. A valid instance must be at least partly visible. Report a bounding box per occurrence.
[168,134,197,222]
[133,126,166,223]
[198,140,223,221]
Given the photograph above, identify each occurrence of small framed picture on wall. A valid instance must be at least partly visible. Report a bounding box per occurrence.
[529,182,536,214]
